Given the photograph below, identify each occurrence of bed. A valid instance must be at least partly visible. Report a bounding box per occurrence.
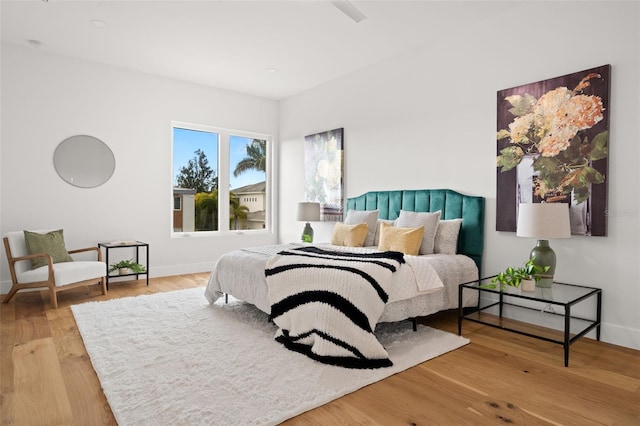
[204,189,485,323]
[205,189,484,367]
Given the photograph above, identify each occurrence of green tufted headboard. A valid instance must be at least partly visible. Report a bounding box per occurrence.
[346,189,485,274]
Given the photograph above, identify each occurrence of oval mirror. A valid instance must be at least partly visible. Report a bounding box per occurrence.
[53,135,115,188]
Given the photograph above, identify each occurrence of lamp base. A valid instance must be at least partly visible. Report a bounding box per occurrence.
[535,277,554,288]
[301,222,314,243]
[530,239,556,288]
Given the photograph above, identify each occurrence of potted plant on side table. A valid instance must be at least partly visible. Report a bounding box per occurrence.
[108,259,146,276]
[486,258,550,293]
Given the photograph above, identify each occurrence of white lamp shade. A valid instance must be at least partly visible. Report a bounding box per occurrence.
[517,203,571,239]
[297,202,320,222]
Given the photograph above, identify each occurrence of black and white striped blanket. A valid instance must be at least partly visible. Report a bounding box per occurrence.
[265,246,405,369]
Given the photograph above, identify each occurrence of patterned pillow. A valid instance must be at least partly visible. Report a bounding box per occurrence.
[434,219,463,255]
[331,223,369,247]
[344,209,379,246]
[396,210,441,254]
[23,229,74,270]
[377,222,424,256]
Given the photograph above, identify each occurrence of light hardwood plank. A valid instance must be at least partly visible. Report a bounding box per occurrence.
[1,296,16,425]
[60,355,114,425]
[2,273,640,425]
[13,337,74,425]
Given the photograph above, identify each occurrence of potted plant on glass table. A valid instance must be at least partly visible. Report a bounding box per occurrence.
[108,259,146,276]
[486,258,550,293]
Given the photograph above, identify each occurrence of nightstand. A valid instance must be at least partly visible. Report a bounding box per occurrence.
[458,276,601,367]
[98,241,149,290]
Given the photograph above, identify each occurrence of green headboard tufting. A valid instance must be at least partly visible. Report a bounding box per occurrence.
[346,189,485,274]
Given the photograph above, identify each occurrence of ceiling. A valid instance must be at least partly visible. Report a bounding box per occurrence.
[1,0,514,100]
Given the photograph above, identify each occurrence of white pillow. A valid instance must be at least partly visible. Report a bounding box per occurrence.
[434,219,462,255]
[344,209,379,246]
[373,219,397,246]
[396,210,441,254]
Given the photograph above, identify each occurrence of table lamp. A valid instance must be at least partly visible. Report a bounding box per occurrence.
[516,203,571,287]
[297,202,320,243]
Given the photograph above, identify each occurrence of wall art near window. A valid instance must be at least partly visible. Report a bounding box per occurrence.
[496,65,610,236]
[304,128,344,221]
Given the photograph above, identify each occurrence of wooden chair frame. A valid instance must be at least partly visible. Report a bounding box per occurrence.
[3,237,107,309]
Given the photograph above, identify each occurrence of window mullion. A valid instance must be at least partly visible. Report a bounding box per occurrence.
[218,131,230,231]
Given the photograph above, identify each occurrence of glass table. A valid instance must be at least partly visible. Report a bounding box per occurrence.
[458,276,601,366]
[98,241,149,290]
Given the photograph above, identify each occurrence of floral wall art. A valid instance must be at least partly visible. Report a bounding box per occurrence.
[304,128,344,221]
[496,65,610,236]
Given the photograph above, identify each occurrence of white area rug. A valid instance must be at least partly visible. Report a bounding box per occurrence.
[72,287,469,425]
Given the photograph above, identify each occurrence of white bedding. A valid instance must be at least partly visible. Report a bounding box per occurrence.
[205,243,479,323]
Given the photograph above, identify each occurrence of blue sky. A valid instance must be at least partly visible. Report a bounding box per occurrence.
[173,127,265,190]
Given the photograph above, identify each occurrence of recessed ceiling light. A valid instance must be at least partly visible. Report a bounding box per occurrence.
[26,39,43,48]
[266,67,278,73]
[91,19,107,28]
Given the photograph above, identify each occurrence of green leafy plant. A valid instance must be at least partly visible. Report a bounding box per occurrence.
[108,259,146,274]
[485,259,550,290]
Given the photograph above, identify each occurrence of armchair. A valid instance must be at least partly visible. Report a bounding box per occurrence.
[3,230,107,308]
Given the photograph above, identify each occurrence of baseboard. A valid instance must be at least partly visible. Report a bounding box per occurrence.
[150,262,213,280]
[1,280,13,295]
[0,262,214,297]
[600,321,640,351]
[2,271,638,352]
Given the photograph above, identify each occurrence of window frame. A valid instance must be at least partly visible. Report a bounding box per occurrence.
[171,121,272,237]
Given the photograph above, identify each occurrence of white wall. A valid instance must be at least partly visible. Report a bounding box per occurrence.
[279,1,640,349]
[2,1,638,351]
[0,45,279,286]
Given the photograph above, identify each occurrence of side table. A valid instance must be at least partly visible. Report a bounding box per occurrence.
[98,241,149,290]
[458,276,601,367]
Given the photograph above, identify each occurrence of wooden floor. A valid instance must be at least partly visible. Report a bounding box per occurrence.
[1,274,639,425]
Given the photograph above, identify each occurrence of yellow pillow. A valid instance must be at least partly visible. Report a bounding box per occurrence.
[377,222,425,256]
[331,222,368,247]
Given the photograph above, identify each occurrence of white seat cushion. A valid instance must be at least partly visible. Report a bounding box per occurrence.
[17,261,105,287]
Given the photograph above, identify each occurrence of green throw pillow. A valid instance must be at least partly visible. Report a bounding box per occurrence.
[23,229,74,270]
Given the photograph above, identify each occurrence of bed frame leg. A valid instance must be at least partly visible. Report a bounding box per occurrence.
[412,318,417,332]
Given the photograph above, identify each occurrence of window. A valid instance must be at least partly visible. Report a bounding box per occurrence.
[172,122,271,234]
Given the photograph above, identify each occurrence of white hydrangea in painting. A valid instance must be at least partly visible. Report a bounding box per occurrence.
[497,72,607,205]
[304,128,344,221]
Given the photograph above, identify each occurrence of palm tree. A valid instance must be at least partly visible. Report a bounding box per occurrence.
[194,191,218,231]
[229,195,250,230]
[233,139,266,177]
